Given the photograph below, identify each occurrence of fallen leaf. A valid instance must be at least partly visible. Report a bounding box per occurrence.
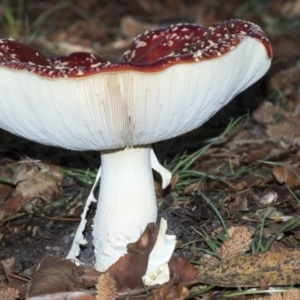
[13,162,64,202]
[168,257,197,283]
[228,174,266,191]
[1,257,28,299]
[241,148,271,164]
[272,165,300,187]
[268,66,300,107]
[197,249,300,287]
[27,255,77,297]
[26,291,96,300]
[107,222,158,291]
[228,194,248,212]
[0,162,64,220]
[148,275,189,300]
[253,101,300,143]
[0,195,23,221]
[75,267,101,289]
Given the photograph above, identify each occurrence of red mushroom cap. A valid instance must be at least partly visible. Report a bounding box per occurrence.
[0,19,272,78]
[0,20,272,150]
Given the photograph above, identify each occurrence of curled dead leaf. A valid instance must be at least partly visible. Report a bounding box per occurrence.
[107,222,158,291]
[168,257,197,283]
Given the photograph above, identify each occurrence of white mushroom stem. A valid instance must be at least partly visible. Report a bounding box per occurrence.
[94,146,155,271]
[92,145,171,271]
[66,146,172,270]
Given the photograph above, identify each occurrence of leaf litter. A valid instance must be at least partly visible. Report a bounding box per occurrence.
[1,0,300,299]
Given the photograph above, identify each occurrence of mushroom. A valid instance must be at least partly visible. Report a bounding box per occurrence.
[0,19,272,272]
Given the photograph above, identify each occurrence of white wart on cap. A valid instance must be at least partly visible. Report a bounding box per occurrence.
[0,19,272,273]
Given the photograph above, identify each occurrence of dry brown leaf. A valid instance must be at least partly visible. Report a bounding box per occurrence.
[95,273,118,300]
[0,195,23,221]
[107,222,158,291]
[1,257,28,299]
[253,101,300,143]
[26,291,96,300]
[13,162,64,202]
[168,257,197,283]
[148,275,189,300]
[211,174,267,192]
[228,194,248,212]
[268,66,300,107]
[197,249,300,287]
[75,267,101,289]
[183,179,206,196]
[241,148,271,164]
[272,165,300,187]
[0,184,14,200]
[0,162,64,220]
[27,256,77,297]
[228,174,265,191]
[253,101,282,124]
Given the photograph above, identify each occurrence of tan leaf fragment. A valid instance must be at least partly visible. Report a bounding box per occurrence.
[95,273,118,300]
[272,165,300,187]
[197,249,300,287]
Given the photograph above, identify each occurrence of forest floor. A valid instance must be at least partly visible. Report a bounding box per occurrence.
[0,0,300,299]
